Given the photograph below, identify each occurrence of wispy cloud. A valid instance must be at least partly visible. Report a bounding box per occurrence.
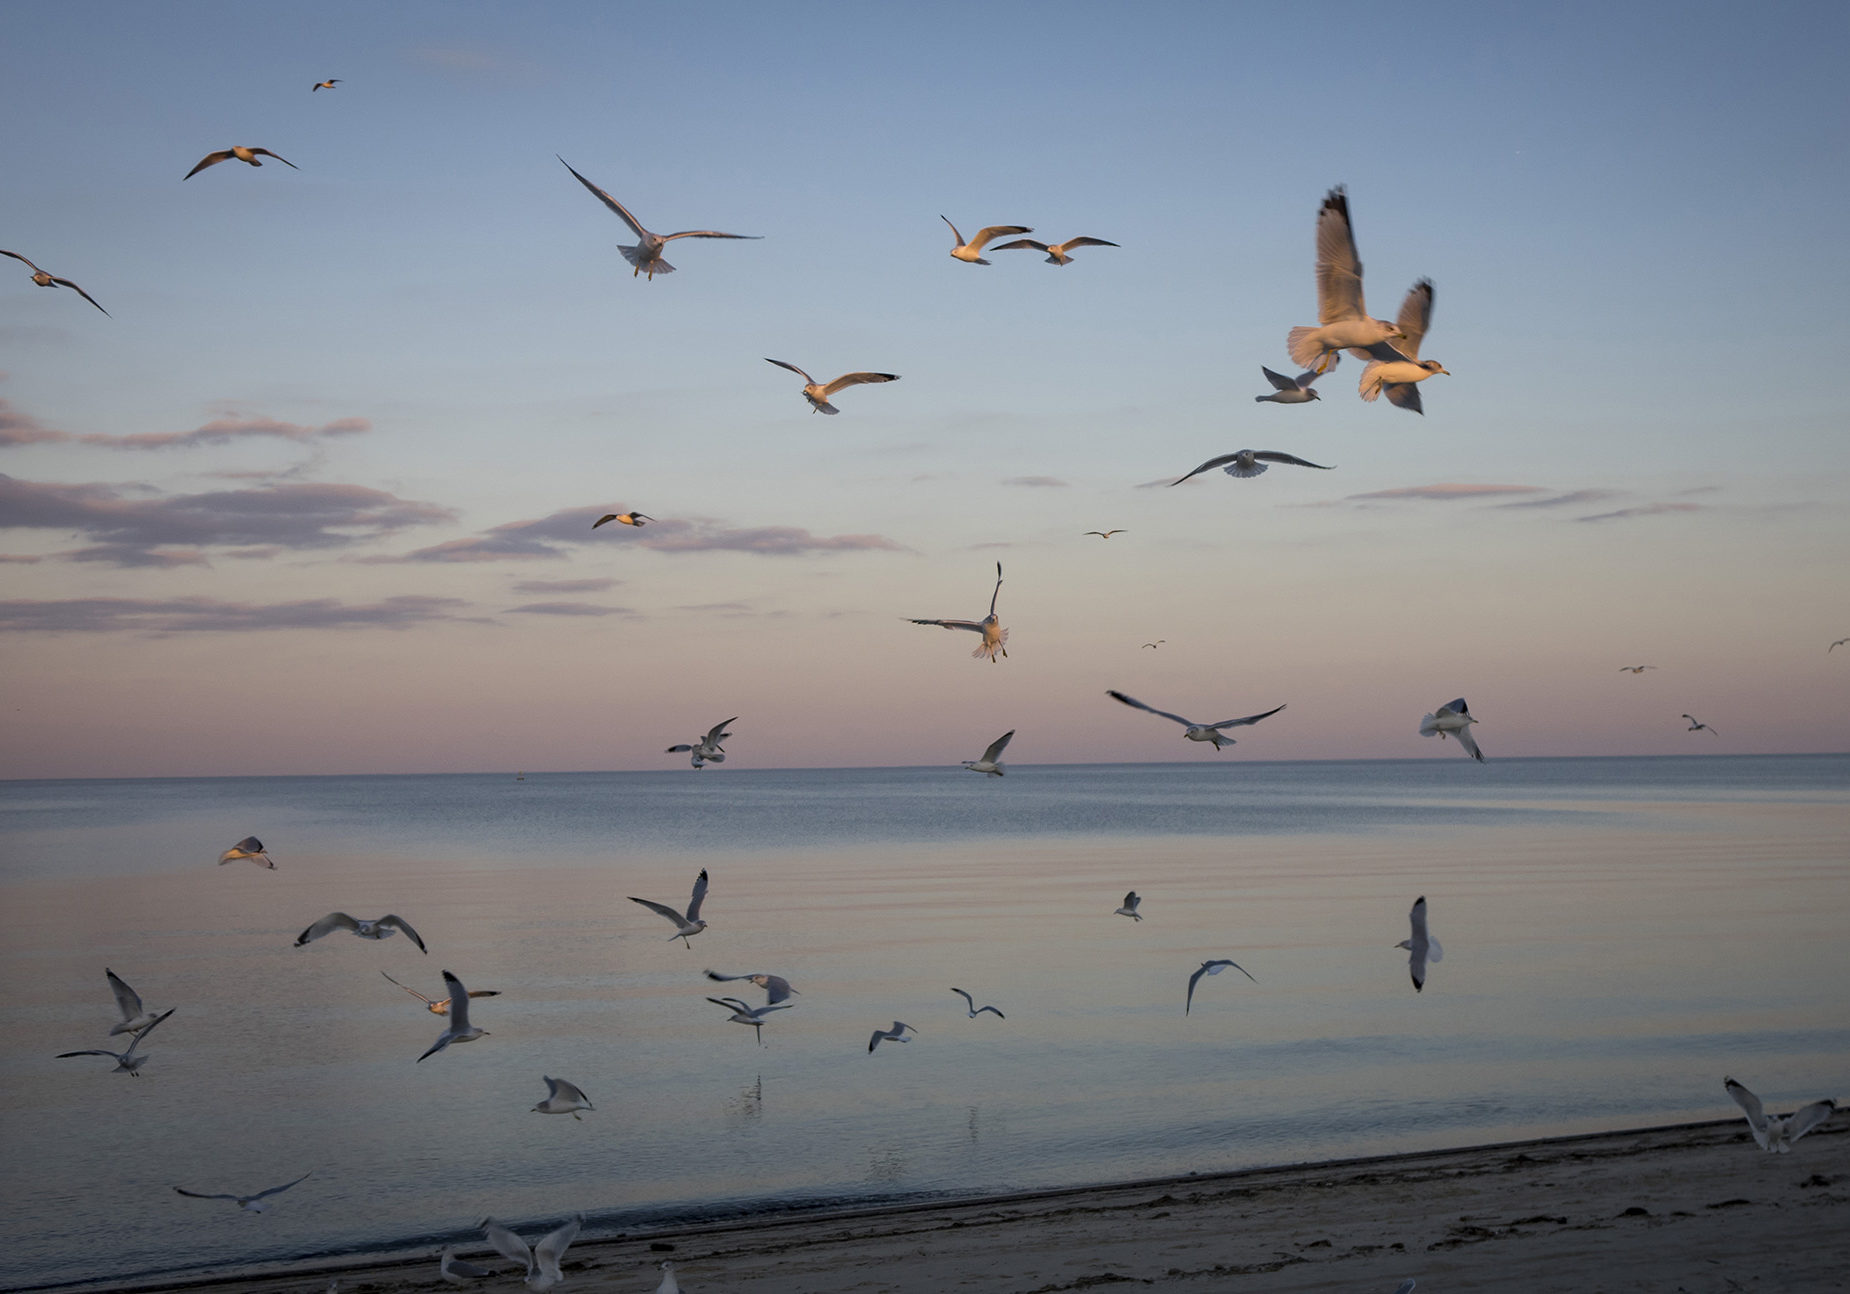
[0,398,63,447]
[0,595,477,634]
[511,577,618,594]
[505,601,634,617]
[1345,483,1545,503]
[1492,489,1621,510]
[376,505,904,562]
[0,553,42,563]
[1576,502,1708,523]
[62,544,209,568]
[1000,475,1068,488]
[1,405,370,452]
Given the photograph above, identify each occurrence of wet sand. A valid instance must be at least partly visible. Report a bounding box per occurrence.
[103,1117,1847,1294]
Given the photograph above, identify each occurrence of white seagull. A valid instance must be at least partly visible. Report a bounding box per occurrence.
[1286,186,1407,374]
[218,835,273,868]
[707,996,792,1046]
[1114,891,1143,921]
[764,358,899,415]
[104,968,164,1036]
[311,79,341,92]
[1253,366,1321,404]
[868,1021,917,1052]
[951,988,1004,1019]
[558,157,759,279]
[2,249,110,316]
[1083,529,1128,538]
[184,146,298,180]
[1683,713,1719,735]
[173,1172,311,1213]
[1396,896,1443,992]
[1419,699,1483,762]
[1185,959,1256,1015]
[295,912,427,952]
[417,970,489,1062]
[440,1247,494,1284]
[592,511,652,528]
[1723,1077,1836,1153]
[532,1076,595,1120]
[704,969,799,1005]
[629,868,710,945]
[906,562,1008,662]
[942,215,1032,265]
[666,717,736,769]
[1357,279,1449,414]
[655,1262,681,1294]
[1171,449,1333,484]
[479,1213,583,1292]
[58,1006,174,1075]
[991,234,1119,266]
[963,729,1014,776]
[1106,690,1286,749]
[382,970,501,1016]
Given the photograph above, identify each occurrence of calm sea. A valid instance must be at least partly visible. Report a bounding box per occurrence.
[2,756,1846,1291]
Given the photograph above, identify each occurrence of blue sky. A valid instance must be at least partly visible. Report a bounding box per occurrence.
[3,1,1846,776]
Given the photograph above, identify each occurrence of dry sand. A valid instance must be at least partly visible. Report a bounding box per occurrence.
[106,1118,1847,1294]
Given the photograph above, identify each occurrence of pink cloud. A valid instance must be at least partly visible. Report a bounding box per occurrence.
[1576,502,1708,523]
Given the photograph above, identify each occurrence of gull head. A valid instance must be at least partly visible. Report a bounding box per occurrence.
[1305,387,1322,401]
[1421,361,1450,376]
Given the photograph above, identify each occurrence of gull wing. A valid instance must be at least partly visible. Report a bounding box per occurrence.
[988,562,1004,617]
[1725,1078,1772,1149]
[991,238,1049,253]
[1383,382,1425,415]
[665,743,695,753]
[1315,187,1366,323]
[1251,451,1333,470]
[703,718,739,745]
[249,148,298,170]
[1392,279,1434,360]
[251,1172,312,1201]
[685,868,710,921]
[532,1213,582,1283]
[1171,453,1241,486]
[1059,236,1119,250]
[1453,724,1484,762]
[940,215,966,247]
[1785,1099,1837,1144]
[1122,891,1139,911]
[1259,366,1299,392]
[59,1048,129,1062]
[377,914,427,952]
[544,1076,591,1105]
[908,618,984,633]
[970,224,1033,251]
[295,911,360,946]
[558,157,650,239]
[174,1187,241,1201]
[952,988,976,1011]
[1106,690,1194,729]
[660,228,760,243]
[50,277,110,316]
[592,515,618,529]
[1,249,45,273]
[441,971,471,1032]
[381,970,436,1006]
[106,969,144,1024]
[629,896,686,924]
[819,372,899,397]
[1205,703,1288,731]
[441,1249,493,1279]
[479,1218,534,1274]
[980,730,1014,763]
[1185,963,1209,1015]
[128,1008,175,1050]
[183,150,236,179]
[764,357,815,383]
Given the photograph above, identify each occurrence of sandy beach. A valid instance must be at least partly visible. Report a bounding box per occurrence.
[94,1117,1847,1294]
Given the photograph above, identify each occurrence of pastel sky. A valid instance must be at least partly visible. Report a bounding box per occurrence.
[3,0,1846,778]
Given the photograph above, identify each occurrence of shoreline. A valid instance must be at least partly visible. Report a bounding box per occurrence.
[50,1116,1850,1294]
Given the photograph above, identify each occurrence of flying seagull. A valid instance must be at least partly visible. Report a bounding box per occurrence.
[1253,366,1321,404]
[57,1006,175,1075]
[440,1247,494,1285]
[941,215,1032,265]
[1397,896,1443,992]
[381,970,500,1016]
[906,562,1008,662]
[1114,891,1143,921]
[764,358,899,415]
[704,969,799,1005]
[1185,959,1256,1015]
[962,729,1014,776]
[1618,665,1657,673]
[184,146,299,179]
[592,511,652,528]
[173,1172,311,1213]
[479,1213,583,1292]
[1723,1077,1836,1153]
[629,868,709,946]
[1419,699,1483,762]
[104,969,165,1036]
[1357,279,1449,414]
[707,996,792,1046]
[951,988,1004,1019]
[868,1021,917,1052]
[1287,186,1406,374]
[991,234,1119,266]
[218,836,273,868]
[295,912,427,952]
[1831,638,1849,652]
[1083,529,1128,538]
[532,1075,595,1120]
[558,156,758,280]
[667,717,736,769]
[1141,640,1164,649]
[1171,449,1333,485]
[417,971,489,1062]
[1,250,109,315]
[311,79,341,91]
[1105,690,1286,749]
[1683,713,1719,735]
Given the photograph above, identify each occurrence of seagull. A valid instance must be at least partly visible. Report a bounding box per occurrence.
[654,1262,681,1294]
[1083,529,1128,538]
[382,970,500,1015]
[704,969,799,1005]
[104,968,164,1036]
[941,215,1032,265]
[218,836,273,868]
[868,1021,917,1052]
[1141,640,1164,649]
[1105,690,1286,749]
[1419,699,1483,762]
[962,729,1014,776]
[1,250,110,316]
[480,1214,583,1292]
[991,234,1119,266]
[1396,896,1443,992]
[951,988,1004,1019]
[1286,186,1407,375]
[1114,891,1143,921]
[592,511,652,528]
[295,912,427,952]
[532,1075,595,1120]
[763,358,899,415]
[1830,638,1849,652]
[184,146,299,180]
[417,971,490,1062]
[559,157,759,280]
[1618,665,1657,673]
[1170,449,1334,484]
[906,562,1008,662]
[1392,1282,1416,1294]
[1683,713,1719,735]
[707,996,792,1046]
[1357,279,1449,414]
[1253,366,1321,404]
[666,717,736,769]
[173,1172,311,1213]
[1185,959,1256,1015]
[311,79,341,92]
[440,1247,494,1284]
[1723,1077,1837,1153]
[58,1006,174,1075]
[629,868,709,946]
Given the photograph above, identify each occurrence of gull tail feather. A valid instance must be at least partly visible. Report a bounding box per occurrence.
[1419,714,1443,737]
[1286,327,1333,371]
[1358,361,1389,402]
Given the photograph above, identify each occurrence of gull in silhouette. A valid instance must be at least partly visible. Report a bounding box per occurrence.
[1723,1077,1836,1153]
[1,250,109,315]
[295,912,426,952]
[991,234,1119,265]
[184,146,298,179]
[962,729,1014,776]
[629,868,709,945]
[764,358,899,415]
[868,1021,917,1052]
[1357,279,1449,414]
[312,79,341,91]
[58,1007,174,1075]
[667,717,735,769]
[942,215,1032,265]
[1171,449,1333,484]
[707,996,792,1046]
[1396,896,1443,992]
[951,988,1004,1019]
[1253,366,1321,404]
[1830,638,1849,652]
[1286,187,1406,374]
[1106,690,1286,749]
[479,1213,582,1292]
[104,969,165,1036]
[382,970,500,1016]
[173,1172,311,1213]
[532,1076,595,1120]
[1114,891,1143,921]
[1141,640,1164,649]
[218,836,273,868]
[592,511,652,528]
[1083,529,1128,538]
[1683,713,1719,735]
[1618,665,1657,674]
[704,969,798,1005]
[440,1247,493,1284]
[1419,699,1483,762]
[906,562,1008,662]
[1186,959,1256,1015]
[559,157,758,279]
[417,971,489,1062]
